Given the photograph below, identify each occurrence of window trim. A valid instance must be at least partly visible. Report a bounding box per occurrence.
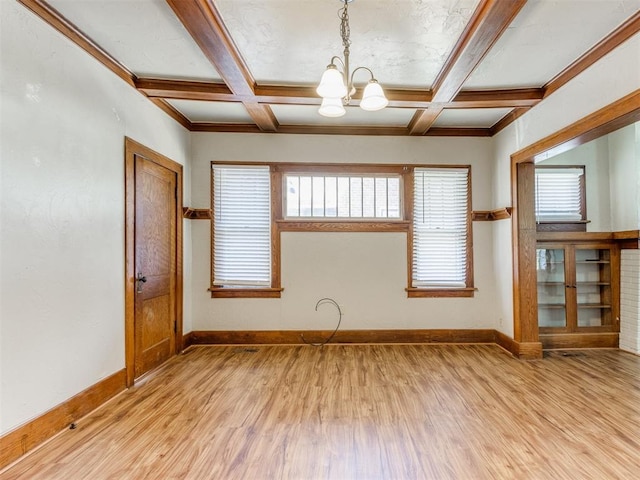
[210,161,473,298]
[406,165,474,297]
[209,162,282,298]
[534,165,587,232]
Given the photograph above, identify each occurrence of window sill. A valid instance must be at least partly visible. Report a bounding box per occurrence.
[209,287,283,298]
[406,287,476,298]
[276,220,410,232]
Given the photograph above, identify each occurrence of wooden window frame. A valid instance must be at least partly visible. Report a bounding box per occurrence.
[210,162,474,298]
[209,162,282,298]
[534,165,587,232]
[406,165,475,298]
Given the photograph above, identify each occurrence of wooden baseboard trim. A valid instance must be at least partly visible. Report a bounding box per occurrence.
[494,331,543,359]
[183,331,195,349]
[540,332,619,350]
[0,369,126,470]
[189,329,498,345]
[189,329,545,359]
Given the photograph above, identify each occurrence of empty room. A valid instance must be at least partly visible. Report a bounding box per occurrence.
[1,0,640,478]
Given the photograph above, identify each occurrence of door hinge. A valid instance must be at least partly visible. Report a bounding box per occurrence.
[174,321,177,334]
[174,185,178,200]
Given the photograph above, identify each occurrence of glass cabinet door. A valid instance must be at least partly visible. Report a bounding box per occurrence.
[536,248,566,328]
[575,248,612,328]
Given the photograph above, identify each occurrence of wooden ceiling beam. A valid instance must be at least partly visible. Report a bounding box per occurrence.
[410,0,528,135]
[18,0,136,88]
[136,78,542,109]
[165,0,277,132]
[408,107,444,135]
[190,123,491,137]
[544,10,640,98]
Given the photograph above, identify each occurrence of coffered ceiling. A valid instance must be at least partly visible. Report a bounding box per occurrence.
[18,0,640,136]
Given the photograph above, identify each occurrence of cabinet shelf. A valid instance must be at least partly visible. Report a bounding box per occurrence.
[577,303,611,309]
[537,242,619,334]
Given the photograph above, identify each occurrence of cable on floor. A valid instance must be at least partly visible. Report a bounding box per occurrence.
[301,297,342,347]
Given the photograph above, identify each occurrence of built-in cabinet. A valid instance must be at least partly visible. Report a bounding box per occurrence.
[536,239,620,348]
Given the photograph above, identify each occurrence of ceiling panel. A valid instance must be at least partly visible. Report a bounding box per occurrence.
[272,104,415,127]
[433,108,512,127]
[167,100,253,123]
[48,0,222,81]
[465,0,640,89]
[215,0,481,89]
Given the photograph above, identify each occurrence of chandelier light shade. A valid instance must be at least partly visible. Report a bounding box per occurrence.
[360,80,389,111]
[317,65,348,99]
[317,0,388,117]
[319,97,347,117]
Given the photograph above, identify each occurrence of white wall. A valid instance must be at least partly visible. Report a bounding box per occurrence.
[191,134,498,331]
[609,123,640,231]
[492,32,640,336]
[0,1,191,434]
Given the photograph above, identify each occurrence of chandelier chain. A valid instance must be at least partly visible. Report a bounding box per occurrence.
[339,3,351,50]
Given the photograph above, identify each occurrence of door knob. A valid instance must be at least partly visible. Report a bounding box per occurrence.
[136,273,147,293]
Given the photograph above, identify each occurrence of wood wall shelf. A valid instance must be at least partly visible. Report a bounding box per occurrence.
[182,207,212,220]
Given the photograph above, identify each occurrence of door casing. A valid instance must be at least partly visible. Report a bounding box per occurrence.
[124,137,183,387]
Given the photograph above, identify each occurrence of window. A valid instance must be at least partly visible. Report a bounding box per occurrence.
[535,166,586,232]
[211,164,280,297]
[284,174,401,219]
[409,167,472,296]
[210,162,473,298]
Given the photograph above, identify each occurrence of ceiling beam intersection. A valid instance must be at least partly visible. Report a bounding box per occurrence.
[165,0,278,132]
[409,0,528,135]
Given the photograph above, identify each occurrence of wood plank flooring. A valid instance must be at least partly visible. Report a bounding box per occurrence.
[3,344,640,479]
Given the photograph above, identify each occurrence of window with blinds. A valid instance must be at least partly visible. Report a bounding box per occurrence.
[284,174,401,219]
[212,165,271,287]
[412,167,470,288]
[534,166,585,222]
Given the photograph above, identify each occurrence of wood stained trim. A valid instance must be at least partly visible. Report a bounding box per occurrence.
[410,0,527,134]
[540,333,619,350]
[0,369,126,470]
[544,11,640,98]
[182,208,212,220]
[510,91,640,360]
[124,137,184,387]
[277,221,410,233]
[189,329,497,345]
[165,0,276,132]
[472,207,512,221]
[186,329,545,359]
[17,0,135,87]
[17,1,192,130]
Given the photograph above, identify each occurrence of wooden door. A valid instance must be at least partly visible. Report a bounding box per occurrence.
[133,155,177,379]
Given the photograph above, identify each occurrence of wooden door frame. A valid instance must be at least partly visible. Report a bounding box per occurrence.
[510,90,640,359]
[124,137,184,387]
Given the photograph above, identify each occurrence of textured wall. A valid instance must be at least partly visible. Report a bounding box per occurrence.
[191,134,498,332]
[0,1,190,434]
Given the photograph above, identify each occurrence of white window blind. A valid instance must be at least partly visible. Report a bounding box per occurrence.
[212,165,271,287]
[535,167,584,222]
[412,167,470,288]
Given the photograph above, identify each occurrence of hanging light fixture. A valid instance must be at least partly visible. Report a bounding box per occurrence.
[316,0,389,117]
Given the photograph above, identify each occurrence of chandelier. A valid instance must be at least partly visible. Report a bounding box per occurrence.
[316,0,389,117]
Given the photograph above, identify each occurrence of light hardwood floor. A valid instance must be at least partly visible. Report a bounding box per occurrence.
[3,344,640,479]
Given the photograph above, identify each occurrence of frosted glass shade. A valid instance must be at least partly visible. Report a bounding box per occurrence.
[316,65,347,99]
[318,97,346,117]
[360,80,388,111]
